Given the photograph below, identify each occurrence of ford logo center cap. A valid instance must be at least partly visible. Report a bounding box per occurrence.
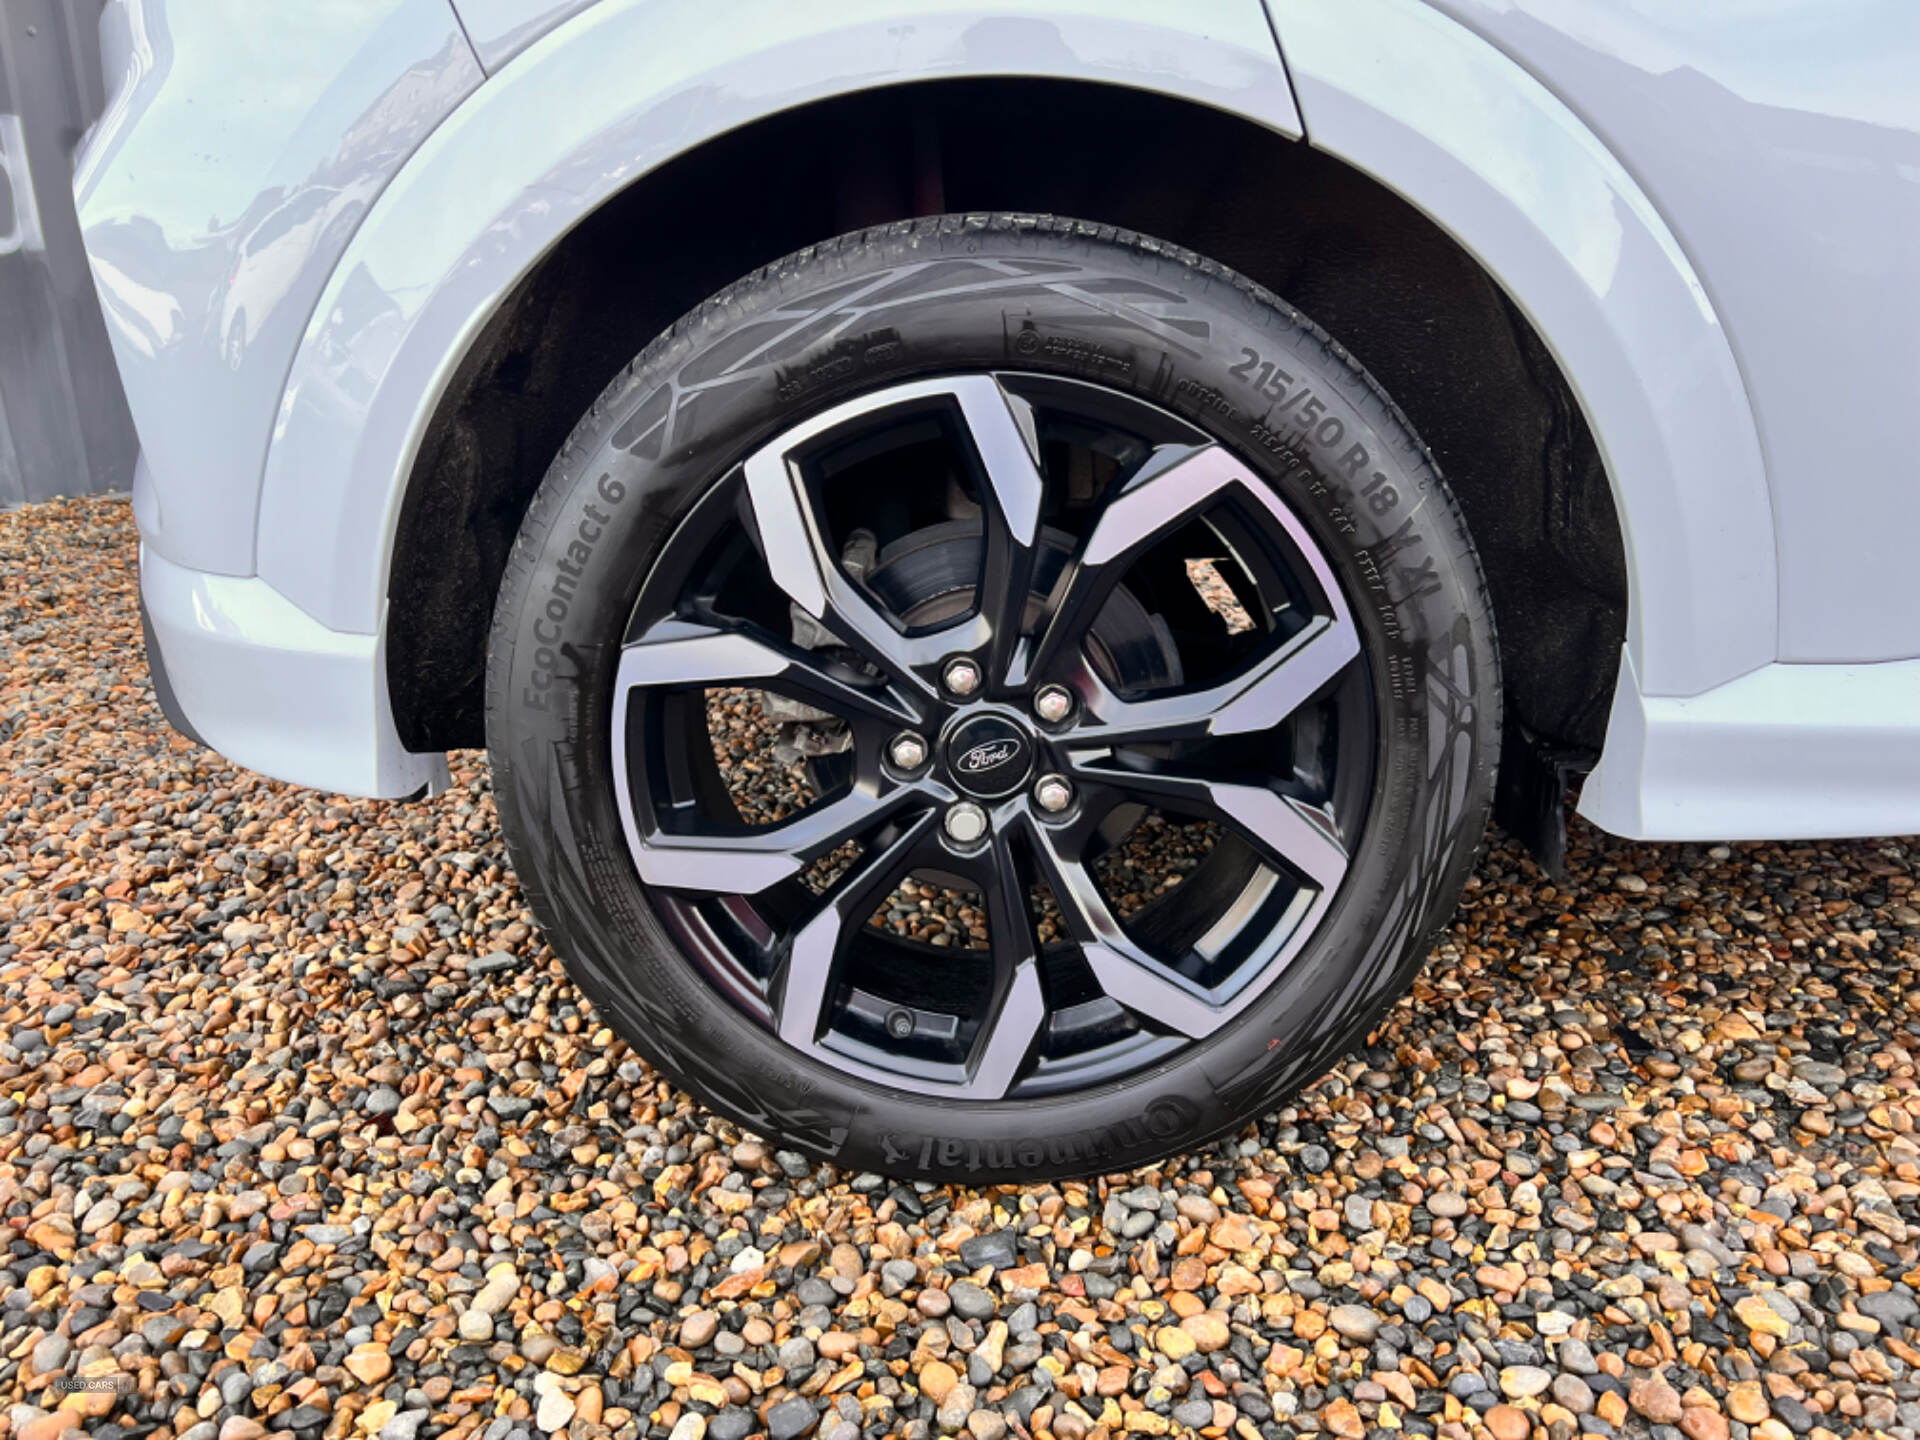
[943,713,1034,798]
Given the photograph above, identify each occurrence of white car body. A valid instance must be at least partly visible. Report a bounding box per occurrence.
[76,0,1920,840]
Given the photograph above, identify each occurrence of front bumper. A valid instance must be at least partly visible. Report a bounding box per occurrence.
[1579,648,1920,841]
[139,598,207,749]
[140,544,448,799]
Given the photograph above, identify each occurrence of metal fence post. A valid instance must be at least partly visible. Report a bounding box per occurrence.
[0,0,136,508]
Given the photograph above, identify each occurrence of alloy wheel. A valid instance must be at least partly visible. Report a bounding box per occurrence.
[608,372,1374,1100]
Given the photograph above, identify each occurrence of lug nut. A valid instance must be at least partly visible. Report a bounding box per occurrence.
[943,657,982,696]
[943,802,989,845]
[1033,774,1074,814]
[887,731,928,771]
[1033,684,1075,724]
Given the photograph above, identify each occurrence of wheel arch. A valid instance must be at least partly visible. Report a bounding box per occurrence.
[250,0,1303,637]
[1267,0,1777,700]
[251,0,1772,812]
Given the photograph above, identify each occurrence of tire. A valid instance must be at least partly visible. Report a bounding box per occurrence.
[486,214,1499,1182]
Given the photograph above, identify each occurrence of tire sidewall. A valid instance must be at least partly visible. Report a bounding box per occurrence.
[487,217,1497,1181]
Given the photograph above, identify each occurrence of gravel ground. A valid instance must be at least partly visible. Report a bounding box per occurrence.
[4,495,1920,1440]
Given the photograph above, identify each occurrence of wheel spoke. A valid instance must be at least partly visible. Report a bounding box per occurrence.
[741,446,952,694]
[1068,609,1361,745]
[775,812,936,1049]
[1025,442,1232,682]
[611,620,935,893]
[622,787,915,895]
[1027,823,1228,1039]
[615,619,918,727]
[946,828,1047,1097]
[1067,756,1349,892]
[968,959,1046,1098]
[739,374,1054,693]
[945,378,1047,685]
[951,377,1046,549]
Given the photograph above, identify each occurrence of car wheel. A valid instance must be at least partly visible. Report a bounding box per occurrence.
[486,214,1499,1181]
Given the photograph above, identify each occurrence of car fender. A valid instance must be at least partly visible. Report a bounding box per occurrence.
[249,0,1784,817]
[448,0,598,72]
[75,0,483,580]
[1268,0,1777,700]
[250,0,1304,638]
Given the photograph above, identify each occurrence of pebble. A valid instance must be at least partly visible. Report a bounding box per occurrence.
[1329,1304,1380,1341]
[919,1360,960,1404]
[1632,1375,1685,1425]
[344,1342,392,1384]
[471,1263,519,1315]
[534,1389,574,1433]
[936,1383,976,1433]
[1551,1372,1594,1412]
[457,1307,494,1342]
[958,1228,1017,1270]
[469,949,523,976]
[765,1396,819,1440]
[1,498,1917,1440]
[1500,1364,1552,1399]
[1860,1287,1919,1330]
[1557,1335,1598,1375]
[949,1280,996,1320]
[29,1334,68,1375]
[1180,1311,1230,1352]
[1168,1397,1210,1426]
